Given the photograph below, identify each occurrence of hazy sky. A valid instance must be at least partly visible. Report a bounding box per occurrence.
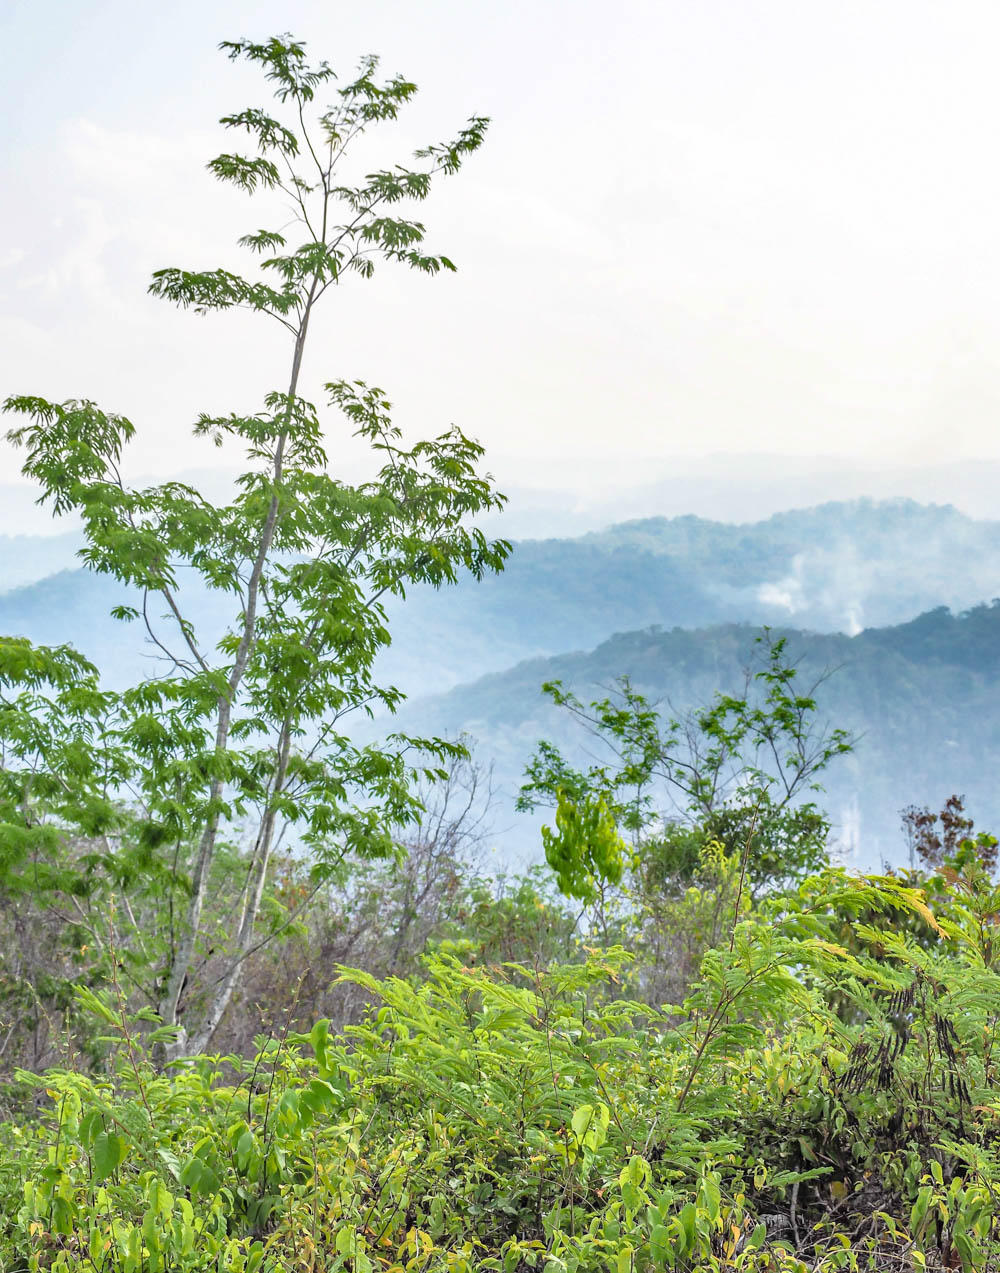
[4,0,1000,500]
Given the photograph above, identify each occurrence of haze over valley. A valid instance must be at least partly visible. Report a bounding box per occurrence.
[4,492,999,868]
[10,10,1000,1262]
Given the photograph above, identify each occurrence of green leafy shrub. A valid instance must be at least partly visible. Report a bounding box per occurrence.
[6,863,1000,1271]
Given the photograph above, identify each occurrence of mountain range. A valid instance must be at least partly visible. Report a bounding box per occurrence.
[2,497,1000,868]
[372,602,1000,868]
[4,497,1000,696]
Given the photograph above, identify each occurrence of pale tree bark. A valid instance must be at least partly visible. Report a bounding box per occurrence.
[157,288,318,1057]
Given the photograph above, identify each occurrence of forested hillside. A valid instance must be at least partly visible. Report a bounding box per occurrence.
[382,497,1000,688]
[5,507,1000,866]
[5,29,1000,1273]
[375,601,1000,867]
[4,497,1000,695]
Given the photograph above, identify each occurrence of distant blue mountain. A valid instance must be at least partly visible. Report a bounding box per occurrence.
[375,602,1000,870]
[3,499,1000,870]
[2,498,999,697]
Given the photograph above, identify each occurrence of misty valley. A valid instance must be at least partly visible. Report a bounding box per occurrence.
[5,20,1000,1273]
[4,497,999,869]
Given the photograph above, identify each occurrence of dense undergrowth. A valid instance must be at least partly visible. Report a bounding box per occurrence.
[3,28,1000,1273]
[4,848,1000,1272]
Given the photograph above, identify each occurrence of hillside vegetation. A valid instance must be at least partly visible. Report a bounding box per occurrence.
[5,795,1000,1272]
[373,601,1000,867]
[3,31,1000,1273]
[4,498,1000,696]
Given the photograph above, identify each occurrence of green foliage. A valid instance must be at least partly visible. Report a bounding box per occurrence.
[5,860,1000,1269]
[519,632,849,903]
[5,26,1000,1273]
[430,866,582,971]
[0,33,506,1056]
[12,501,1000,703]
[540,789,628,903]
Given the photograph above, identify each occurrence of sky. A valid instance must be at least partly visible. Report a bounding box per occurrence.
[4,0,1000,530]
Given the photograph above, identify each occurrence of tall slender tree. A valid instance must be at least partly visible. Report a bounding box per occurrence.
[1,35,508,1056]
